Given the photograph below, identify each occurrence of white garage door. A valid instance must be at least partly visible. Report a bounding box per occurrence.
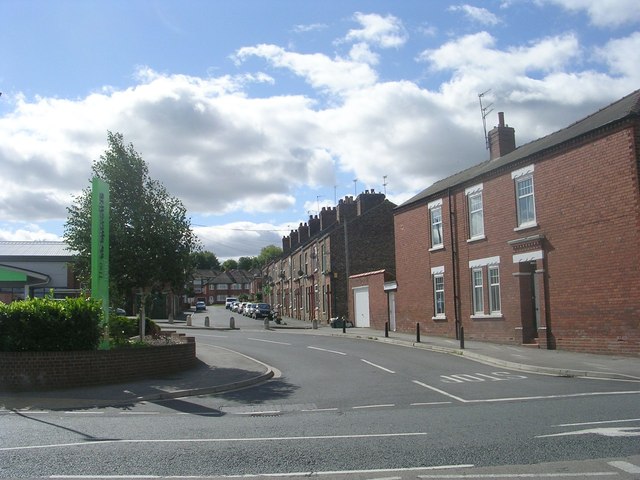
[353,286,370,327]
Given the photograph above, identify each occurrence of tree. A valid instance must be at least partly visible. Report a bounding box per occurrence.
[257,245,283,267]
[237,256,255,270]
[222,259,238,271]
[191,251,221,270]
[64,132,200,335]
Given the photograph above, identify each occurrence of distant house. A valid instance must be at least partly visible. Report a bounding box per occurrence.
[0,241,81,302]
[392,90,640,356]
[190,269,259,305]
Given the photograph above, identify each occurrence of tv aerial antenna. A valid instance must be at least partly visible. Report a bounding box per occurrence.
[478,89,494,150]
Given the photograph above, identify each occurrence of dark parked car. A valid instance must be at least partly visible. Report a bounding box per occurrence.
[330,316,353,328]
[252,303,272,319]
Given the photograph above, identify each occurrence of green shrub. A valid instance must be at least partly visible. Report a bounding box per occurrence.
[107,315,160,346]
[0,297,102,352]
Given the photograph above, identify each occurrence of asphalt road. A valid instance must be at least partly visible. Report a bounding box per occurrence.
[1,307,639,479]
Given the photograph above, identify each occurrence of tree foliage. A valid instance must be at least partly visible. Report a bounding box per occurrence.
[191,251,220,270]
[222,259,238,271]
[64,132,200,303]
[257,245,283,266]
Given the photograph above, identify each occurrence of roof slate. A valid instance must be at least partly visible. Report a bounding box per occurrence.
[399,89,640,209]
[0,241,76,257]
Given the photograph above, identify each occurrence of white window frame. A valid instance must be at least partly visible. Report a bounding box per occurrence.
[472,268,484,315]
[512,165,536,229]
[432,266,445,318]
[488,266,501,314]
[466,184,485,240]
[429,199,444,249]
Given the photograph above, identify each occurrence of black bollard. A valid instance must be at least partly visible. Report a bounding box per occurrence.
[385,321,389,338]
[342,317,346,334]
[416,322,421,343]
[460,326,465,349]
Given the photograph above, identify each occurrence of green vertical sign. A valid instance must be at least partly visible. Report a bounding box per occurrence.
[91,177,110,327]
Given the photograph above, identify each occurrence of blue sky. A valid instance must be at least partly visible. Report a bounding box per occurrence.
[1,0,639,259]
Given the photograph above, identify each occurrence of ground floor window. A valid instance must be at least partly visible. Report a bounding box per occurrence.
[489,266,501,313]
[472,268,484,314]
[433,273,445,317]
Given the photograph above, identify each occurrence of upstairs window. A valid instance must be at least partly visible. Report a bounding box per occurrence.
[429,200,444,249]
[466,184,484,240]
[512,165,536,228]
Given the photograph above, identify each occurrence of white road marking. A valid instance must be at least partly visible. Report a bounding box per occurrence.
[412,381,468,403]
[554,418,640,427]
[608,461,640,474]
[411,402,452,406]
[361,359,395,373]
[65,411,104,415]
[417,473,617,478]
[235,410,281,415]
[536,426,640,438]
[413,381,640,404]
[247,337,291,345]
[0,432,429,452]
[119,412,159,415]
[50,464,475,478]
[301,408,339,412]
[308,346,347,355]
[353,404,395,409]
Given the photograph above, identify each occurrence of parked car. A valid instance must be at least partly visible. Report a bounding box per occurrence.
[243,303,255,316]
[195,301,206,312]
[330,316,353,328]
[252,303,271,319]
[236,302,247,314]
[225,297,238,309]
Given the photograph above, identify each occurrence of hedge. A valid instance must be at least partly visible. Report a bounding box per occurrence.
[0,297,102,352]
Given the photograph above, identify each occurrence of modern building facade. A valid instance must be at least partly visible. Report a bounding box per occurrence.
[393,90,640,356]
[0,241,81,302]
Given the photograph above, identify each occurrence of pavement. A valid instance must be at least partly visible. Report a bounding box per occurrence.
[1,314,639,411]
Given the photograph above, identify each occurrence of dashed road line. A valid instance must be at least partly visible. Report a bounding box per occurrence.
[353,404,395,409]
[247,337,291,345]
[308,346,347,356]
[361,359,395,373]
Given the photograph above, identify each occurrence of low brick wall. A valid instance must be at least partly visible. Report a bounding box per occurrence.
[0,340,197,391]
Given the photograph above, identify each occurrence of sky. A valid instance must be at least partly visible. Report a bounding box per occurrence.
[1,0,639,260]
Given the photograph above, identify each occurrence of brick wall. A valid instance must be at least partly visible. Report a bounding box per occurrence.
[0,340,197,391]
[349,271,389,329]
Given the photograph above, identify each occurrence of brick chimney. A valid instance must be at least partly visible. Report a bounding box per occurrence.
[357,189,385,215]
[337,196,357,223]
[488,112,516,160]
[309,215,320,236]
[289,229,299,250]
[298,222,309,244]
[320,206,337,230]
[282,235,290,254]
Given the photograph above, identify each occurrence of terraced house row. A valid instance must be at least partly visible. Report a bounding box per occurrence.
[262,89,640,356]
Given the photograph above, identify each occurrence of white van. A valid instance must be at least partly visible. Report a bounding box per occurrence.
[225,297,239,309]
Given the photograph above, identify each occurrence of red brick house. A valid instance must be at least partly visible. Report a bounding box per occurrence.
[393,90,640,356]
[262,190,396,324]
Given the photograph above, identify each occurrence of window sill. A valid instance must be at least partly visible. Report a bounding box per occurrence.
[432,316,447,322]
[471,314,504,320]
[467,235,486,243]
[429,245,445,252]
[514,222,538,232]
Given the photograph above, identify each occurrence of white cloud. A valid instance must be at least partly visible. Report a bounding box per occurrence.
[544,0,640,27]
[344,12,408,48]
[449,4,501,26]
[234,44,378,95]
[0,225,62,241]
[595,32,640,78]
